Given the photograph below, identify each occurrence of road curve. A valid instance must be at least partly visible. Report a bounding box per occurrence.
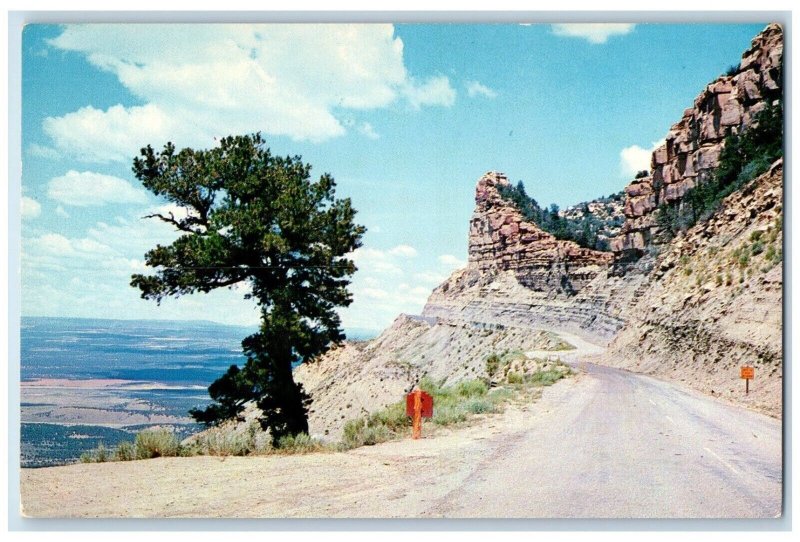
[20,350,782,519]
[425,361,782,518]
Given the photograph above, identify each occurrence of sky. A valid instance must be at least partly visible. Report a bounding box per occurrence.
[19,21,768,332]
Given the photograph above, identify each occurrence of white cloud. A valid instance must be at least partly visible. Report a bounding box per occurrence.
[403,75,456,109]
[466,80,497,99]
[27,143,61,160]
[438,254,465,268]
[21,197,41,219]
[47,170,148,206]
[358,122,380,140]
[55,206,70,219]
[33,233,75,256]
[361,287,390,300]
[44,24,455,162]
[619,140,664,178]
[388,244,418,258]
[551,24,635,44]
[43,104,175,163]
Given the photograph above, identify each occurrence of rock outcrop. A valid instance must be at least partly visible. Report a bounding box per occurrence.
[468,171,613,294]
[421,171,636,343]
[601,160,783,417]
[611,23,783,262]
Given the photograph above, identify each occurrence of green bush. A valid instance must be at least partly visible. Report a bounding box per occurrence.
[114,441,136,461]
[341,417,394,450]
[454,379,488,397]
[192,422,259,456]
[80,442,109,463]
[528,368,568,387]
[134,428,180,459]
[432,404,468,426]
[485,353,501,378]
[275,433,327,454]
[465,398,494,414]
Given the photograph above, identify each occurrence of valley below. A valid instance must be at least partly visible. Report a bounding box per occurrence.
[21,331,782,519]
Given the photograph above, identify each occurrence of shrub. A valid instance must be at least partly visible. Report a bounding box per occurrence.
[432,404,468,426]
[341,418,394,450]
[635,170,649,179]
[134,428,180,459]
[192,422,259,456]
[465,398,494,414]
[80,442,109,463]
[454,379,488,398]
[114,441,137,461]
[528,368,568,387]
[275,433,327,454]
[485,353,501,378]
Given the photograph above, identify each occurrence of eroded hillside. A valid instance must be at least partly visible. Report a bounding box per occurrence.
[600,160,783,416]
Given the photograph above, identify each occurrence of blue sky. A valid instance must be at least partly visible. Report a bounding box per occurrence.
[20,22,767,332]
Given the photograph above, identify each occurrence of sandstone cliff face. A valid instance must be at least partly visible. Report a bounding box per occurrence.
[611,23,783,261]
[421,171,636,343]
[602,160,783,417]
[469,171,613,294]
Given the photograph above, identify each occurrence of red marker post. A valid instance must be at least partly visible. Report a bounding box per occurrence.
[406,389,433,439]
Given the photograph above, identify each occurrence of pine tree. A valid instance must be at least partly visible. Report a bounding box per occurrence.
[130,133,365,444]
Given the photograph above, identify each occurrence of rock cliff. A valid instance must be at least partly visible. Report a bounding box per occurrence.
[423,171,636,342]
[601,160,783,417]
[262,24,786,442]
[611,23,783,262]
[468,171,613,293]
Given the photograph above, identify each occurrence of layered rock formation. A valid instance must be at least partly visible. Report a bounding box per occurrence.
[611,23,783,261]
[601,160,783,417]
[468,171,613,294]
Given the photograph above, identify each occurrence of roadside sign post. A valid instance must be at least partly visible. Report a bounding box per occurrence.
[740,366,754,394]
[406,389,433,439]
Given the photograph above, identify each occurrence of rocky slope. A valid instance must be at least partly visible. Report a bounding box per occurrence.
[611,23,783,262]
[600,160,783,417]
[295,315,575,439]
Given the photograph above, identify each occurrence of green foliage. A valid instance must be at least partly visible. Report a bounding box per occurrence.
[657,101,783,239]
[527,367,569,387]
[191,421,260,456]
[114,441,137,461]
[485,353,501,378]
[274,433,327,454]
[80,442,109,463]
[724,64,739,77]
[635,170,649,179]
[341,417,394,449]
[134,428,181,459]
[130,133,365,445]
[496,181,615,251]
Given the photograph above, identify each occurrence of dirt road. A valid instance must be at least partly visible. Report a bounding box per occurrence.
[20,353,781,519]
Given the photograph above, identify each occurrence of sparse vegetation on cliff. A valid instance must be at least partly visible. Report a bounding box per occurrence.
[657,100,783,239]
[497,181,623,251]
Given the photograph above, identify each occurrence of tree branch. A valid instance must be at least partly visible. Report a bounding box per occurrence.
[143,212,206,234]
